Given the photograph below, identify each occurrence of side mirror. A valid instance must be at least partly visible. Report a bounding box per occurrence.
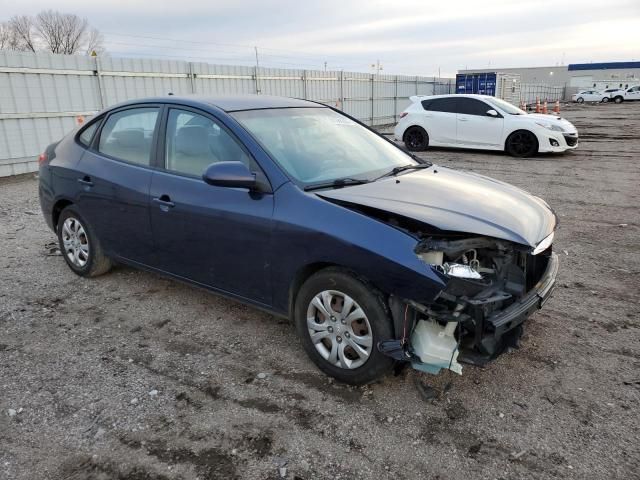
[486,109,499,117]
[202,161,257,190]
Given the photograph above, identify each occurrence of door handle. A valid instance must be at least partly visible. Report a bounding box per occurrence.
[77,176,93,187]
[152,195,175,210]
[457,117,469,122]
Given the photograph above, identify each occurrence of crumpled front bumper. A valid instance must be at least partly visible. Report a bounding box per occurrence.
[488,252,558,338]
[461,252,559,364]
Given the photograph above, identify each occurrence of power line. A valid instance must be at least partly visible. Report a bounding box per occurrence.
[102,30,367,65]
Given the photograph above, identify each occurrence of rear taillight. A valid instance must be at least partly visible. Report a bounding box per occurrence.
[38,152,47,165]
[399,112,408,119]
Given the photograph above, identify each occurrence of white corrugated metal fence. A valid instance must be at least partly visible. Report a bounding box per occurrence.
[0,51,454,177]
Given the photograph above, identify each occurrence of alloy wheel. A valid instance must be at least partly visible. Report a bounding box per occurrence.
[306,290,373,369]
[509,132,536,156]
[61,217,90,268]
[406,129,425,149]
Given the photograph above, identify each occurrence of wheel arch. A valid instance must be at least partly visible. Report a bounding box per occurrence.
[52,198,74,230]
[504,128,539,154]
[288,262,342,320]
[402,124,428,143]
[288,262,394,321]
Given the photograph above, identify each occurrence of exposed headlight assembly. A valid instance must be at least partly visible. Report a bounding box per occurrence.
[532,231,554,255]
[535,121,564,132]
[418,250,483,280]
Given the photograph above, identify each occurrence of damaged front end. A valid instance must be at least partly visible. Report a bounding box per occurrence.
[382,234,558,375]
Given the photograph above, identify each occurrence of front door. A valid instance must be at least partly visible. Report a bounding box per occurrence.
[149,106,274,305]
[455,97,504,148]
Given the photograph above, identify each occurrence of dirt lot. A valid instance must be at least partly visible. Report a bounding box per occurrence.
[1,102,639,480]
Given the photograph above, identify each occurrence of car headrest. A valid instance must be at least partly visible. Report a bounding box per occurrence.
[113,129,144,148]
[175,126,210,157]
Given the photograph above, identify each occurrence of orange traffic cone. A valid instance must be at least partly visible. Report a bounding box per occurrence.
[542,100,548,114]
[553,100,560,114]
[535,97,541,113]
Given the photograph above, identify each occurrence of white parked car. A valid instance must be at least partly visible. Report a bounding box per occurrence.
[572,90,609,103]
[393,94,578,157]
[608,86,640,103]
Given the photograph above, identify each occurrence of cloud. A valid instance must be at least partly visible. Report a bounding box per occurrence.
[2,0,639,75]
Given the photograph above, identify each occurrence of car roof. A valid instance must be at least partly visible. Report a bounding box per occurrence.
[410,94,498,102]
[109,94,323,112]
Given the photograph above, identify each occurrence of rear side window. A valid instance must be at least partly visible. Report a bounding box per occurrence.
[428,98,457,113]
[98,108,160,166]
[457,98,493,116]
[421,100,433,110]
[78,121,99,147]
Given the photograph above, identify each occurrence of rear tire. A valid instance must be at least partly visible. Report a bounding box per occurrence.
[506,130,538,158]
[403,126,429,151]
[57,206,112,277]
[601,97,609,103]
[294,268,394,385]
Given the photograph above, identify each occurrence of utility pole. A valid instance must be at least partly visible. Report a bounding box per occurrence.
[254,46,261,94]
[324,61,327,71]
[371,59,383,76]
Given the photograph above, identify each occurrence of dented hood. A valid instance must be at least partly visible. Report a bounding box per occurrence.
[318,166,556,247]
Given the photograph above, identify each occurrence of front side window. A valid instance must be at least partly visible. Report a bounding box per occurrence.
[457,98,492,116]
[98,108,159,166]
[232,107,415,186]
[485,97,525,115]
[165,109,252,177]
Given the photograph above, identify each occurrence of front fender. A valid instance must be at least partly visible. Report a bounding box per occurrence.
[270,183,445,314]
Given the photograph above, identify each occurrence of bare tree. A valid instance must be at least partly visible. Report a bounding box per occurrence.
[35,10,89,55]
[1,11,105,55]
[34,10,66,53]
[0,22,10,50]
[8,15,37,52]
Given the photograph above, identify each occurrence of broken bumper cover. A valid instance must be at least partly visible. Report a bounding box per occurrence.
[382,251,559,374]
[487,252,558,339]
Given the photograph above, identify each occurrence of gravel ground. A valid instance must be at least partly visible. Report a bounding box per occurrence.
[1,102,639,480]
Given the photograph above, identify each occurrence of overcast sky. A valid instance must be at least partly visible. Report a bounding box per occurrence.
[3,0,640,75]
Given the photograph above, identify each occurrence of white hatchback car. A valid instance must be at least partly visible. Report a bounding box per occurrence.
[393,94,578,157]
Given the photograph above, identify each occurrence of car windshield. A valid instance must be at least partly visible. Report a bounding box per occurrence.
[232,107,417,187]
[485,97,525,115]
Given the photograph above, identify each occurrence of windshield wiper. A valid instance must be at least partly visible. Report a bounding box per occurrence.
[303,177,370,191]
[373,163,431,181]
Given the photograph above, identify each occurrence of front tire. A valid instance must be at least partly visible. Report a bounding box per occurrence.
[294,268,394,385]
[57,206,112,277]
[403,126,429,151]
[614,96,624,104]
[576,97,584,103]
[506,130,538,158]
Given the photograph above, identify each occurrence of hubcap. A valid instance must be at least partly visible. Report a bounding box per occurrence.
[306,290,373,369]
[61,217,89,268]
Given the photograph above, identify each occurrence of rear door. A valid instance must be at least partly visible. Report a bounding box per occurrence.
[420,97,457,146]
[455,97,504,148]
[77,105,160,264]
[149,106,274,305]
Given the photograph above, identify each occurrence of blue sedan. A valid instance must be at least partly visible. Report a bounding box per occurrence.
[38,95,558,384]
